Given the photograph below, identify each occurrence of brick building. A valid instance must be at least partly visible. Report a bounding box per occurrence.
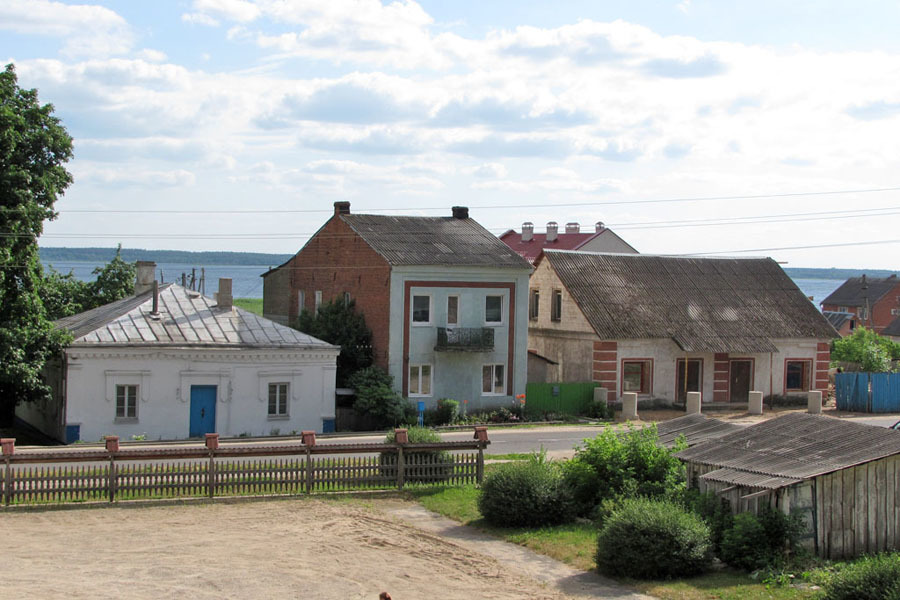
[821,274,900,335]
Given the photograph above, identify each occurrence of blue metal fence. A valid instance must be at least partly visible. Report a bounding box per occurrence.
[835,372,900,413]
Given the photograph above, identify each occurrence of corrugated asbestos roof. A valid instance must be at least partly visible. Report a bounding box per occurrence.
[699,468,803,490]
[822,275,900,307]
[56,283,337,349]
[822,311,853,330]
[542,250,837,353]
[676,413,900,487]
[655,414,745,448]
[341,214,531,269]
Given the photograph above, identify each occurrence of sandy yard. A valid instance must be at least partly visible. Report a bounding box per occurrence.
[0,497,643,600]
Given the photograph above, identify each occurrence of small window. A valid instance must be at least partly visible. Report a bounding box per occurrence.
[622,360,651,394]
[115,384,138,420]
[343,291,351,304]
[529,289,539,321]
[482,364,505,395]
[447,295,459,326]
[838,306,848,312]
[297,290,305,313]
[412,294,431,324]
[551,290,562,322]
[268,383,289,417]
[785,360,811,392]
[314,290,323,313]
[409,364,432,396]
[485,295,503,324]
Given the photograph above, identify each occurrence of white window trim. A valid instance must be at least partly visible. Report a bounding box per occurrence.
[267,382,290,419]
[297,289,305,313]
[446,295,460,326]
[484,294,505,326]
[411,293,433,326]
[482,363,506,396]
[257,370,303,406]
[314,290,323,313]
[105,370,150,405]
[115,384,139,422]
[408,364,433,397]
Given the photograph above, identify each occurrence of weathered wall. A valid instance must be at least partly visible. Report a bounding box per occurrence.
[261,264,291,325]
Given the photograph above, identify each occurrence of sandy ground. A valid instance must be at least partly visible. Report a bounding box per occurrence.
[0,497,649,600]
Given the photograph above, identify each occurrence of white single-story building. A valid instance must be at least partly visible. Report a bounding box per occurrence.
[17,267,339,443]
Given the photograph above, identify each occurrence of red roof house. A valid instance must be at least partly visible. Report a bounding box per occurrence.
[500,221,637,264]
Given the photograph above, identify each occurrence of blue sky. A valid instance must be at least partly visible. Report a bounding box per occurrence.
[2,0,899,268]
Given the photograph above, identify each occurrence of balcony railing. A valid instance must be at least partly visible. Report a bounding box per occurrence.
[435,327,494,352]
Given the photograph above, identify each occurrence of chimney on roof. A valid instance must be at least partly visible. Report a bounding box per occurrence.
[215,278,233,310]
[546,221,558,242]
[334,201,350,216]
[135,261,156,296]
[595,221,606,233]
[452,206,469,219]
[522,222,534,242]
[151,280,159,316]
[565,222,580,234]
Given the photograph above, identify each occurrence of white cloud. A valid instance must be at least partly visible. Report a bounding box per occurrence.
[137,49,168,63]
[468,163,508,178]
[187,0,261,24]
[76,167,196,188]
[182,12,220,27]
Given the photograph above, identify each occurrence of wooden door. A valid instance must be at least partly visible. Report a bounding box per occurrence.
[729,360,752,403]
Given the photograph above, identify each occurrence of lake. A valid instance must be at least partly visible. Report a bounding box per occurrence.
[43,260,845,305]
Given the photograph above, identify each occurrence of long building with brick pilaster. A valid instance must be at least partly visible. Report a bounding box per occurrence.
[527,250,837,404]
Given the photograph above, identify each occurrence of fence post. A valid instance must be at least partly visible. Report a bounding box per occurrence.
[105,436,119,503]
[474,427,489,484]
[302,431,316,494]
[808,390,823,415]
[2,438,14,507]
[205,433,219,499]
[394,429,408,490]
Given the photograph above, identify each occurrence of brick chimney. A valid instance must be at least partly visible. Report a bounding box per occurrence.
[521,222,534,242]
[565,222,580,234]
[334,201,350,216]
[135,261,156,295]
[595,221,606,233]
[215,278,233,310]
[546,221,558,242]
[452,206,469,219]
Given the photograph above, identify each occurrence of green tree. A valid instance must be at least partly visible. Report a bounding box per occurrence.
[41,245,136,320]
[295,298,373,386]
[86,244,135,306]
[0,64,74,425]
[832,327,900,372]
[346,366,407,429]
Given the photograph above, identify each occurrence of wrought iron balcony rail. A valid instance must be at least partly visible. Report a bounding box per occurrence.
[435,327,494,352]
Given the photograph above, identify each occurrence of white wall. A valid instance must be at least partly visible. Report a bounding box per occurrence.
[63,346,338,442]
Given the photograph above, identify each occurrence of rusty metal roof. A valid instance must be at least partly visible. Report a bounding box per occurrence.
[56,284,337,349]
[676,413,900,485]
[655,414,745,448]
[341,214,531,269]
[541,250,837,353]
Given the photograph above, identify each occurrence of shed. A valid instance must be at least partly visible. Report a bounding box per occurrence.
[654,413,744,448]
[676,413,900,558]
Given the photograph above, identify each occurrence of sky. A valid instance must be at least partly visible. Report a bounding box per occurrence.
[2,0,900,268]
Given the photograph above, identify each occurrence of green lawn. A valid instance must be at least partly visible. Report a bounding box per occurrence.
[406,482,822,600]
[234,298,263,315]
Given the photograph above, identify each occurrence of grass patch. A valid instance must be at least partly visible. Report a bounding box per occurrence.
[484,453,533,461]
[632,572,817,600]
[234,298,263,315]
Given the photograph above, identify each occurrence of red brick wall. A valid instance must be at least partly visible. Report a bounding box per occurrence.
[872,282,900,333]
[713,353,729,402]
[287,216,392,369]
[592,340,617,395]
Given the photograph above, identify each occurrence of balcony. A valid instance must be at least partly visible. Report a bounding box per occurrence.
[435,327,494,352]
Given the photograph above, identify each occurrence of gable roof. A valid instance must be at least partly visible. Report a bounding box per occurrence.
[56,284,336,349]
[823,311,854,330]
[500,228,636,264]
[676,412,900,489]
[822,275,900,307]
[883,316,900,337]
[340,214,531,269]
[541,250,836,353]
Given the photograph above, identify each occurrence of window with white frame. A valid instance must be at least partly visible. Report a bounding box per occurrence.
[485,295,503,324]
[482,364,505,395]
[314,290,323,313]
[529,289,539,321]
[409,364,432,396]
[343,291,351,304]
[297,290,305,313]
[447,295,459,326]
[412,294,431,324]
[115,384,138,420]
[268,382,289,417]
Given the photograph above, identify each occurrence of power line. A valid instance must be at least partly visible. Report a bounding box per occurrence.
[679,238,900,256]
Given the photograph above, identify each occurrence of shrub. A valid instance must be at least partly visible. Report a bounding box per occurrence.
[347,366,406,429]
[563,425,686,516]
[478,453,576,527]
[585,398,613,420]
[424,398,460,426]
[678,488,733,555]
[719,506,804,571]
[381,427,452,483]
[821,552,900,600]
[596,497,712,579]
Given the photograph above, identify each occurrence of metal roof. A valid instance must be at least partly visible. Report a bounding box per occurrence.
[676,413,900,486]
[541,250,837,353]
[822,275,900,307]
[56,284,337,349]
[655,413,745,448]
[499,228,637,264]
[822,311,854,330]
[341,214,531,269]
[883,316,900,337]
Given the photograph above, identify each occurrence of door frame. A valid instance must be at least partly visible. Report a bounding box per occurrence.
[728,358,755,403]
[189,384,218,438]
[675,358,703,403]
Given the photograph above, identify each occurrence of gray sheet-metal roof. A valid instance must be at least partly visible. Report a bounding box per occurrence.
[56,284,337,349]
[542,250,836,353]
[822,311,853,330]
[699,467,803,490]
[822,275,900,307]
[655,414,745,448]
[341,214,531,269]
[676,413,900,486]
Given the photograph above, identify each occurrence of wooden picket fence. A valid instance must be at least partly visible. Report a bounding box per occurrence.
[0,430,488,506]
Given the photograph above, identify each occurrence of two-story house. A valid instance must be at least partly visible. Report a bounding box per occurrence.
[262,202,533,409]
[528,250,836,404]
[821,274,900,335]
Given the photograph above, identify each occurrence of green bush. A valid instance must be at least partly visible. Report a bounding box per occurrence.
[424,398,460,426]
[563,425,686,516]
[720,506,804,571]
[679,488,733,554]
[821,552,900,600]
[596,497,713,579]
[478,453,576,527]
[381,427,452,483]
[585,398,613,419]
[347,366,407,429]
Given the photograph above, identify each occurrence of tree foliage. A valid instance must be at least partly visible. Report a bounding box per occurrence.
[41,244,136,319]
[831,327,900,372]
[295,298,373,386]
[0,64,74,423]
[346,366,407,429]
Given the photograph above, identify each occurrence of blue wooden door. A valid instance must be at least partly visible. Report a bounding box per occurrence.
[189,385,217,437]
